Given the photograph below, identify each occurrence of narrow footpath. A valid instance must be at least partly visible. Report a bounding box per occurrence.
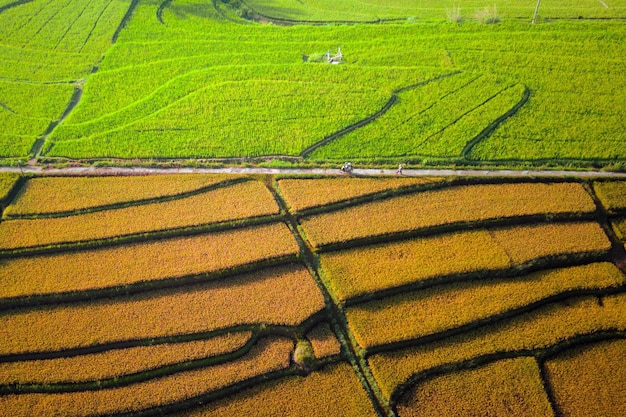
[2,165,626,178]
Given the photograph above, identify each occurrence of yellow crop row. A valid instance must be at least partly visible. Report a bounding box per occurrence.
[368,292,626,401]
[306,323,342,359]
[491,221,611,264]
[0,337,293,417]
[277,177,443,212]
[177,362,377,417]
[4,174,236,216]
[320,222,610,302]
[346,263,624,349]
[0,223,299,299]
[0,265,325,355]
[320,230,510,301]
[301,182,595,247]
[0,331,252,385]
[396,357,554,417]
[612,218,626,241]
[0,180,279,250]
[543,339,626,417]
[593,181,626,212]
[0,173,19,202]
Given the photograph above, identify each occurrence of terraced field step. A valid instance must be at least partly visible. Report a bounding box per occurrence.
[0,264,325,356]
[368,292,626,404]
[276,176,445,213]
[0,331,254,388]
[346,262,625,351]
[0,180,279,250]
[543,338,626,417]
[0,223,299,304]
[3,174,245,218]
[177,362,378,417]
[0,337,294,417]
[321,221,612,303]
[396,357,553,417]
[301,182,597,248]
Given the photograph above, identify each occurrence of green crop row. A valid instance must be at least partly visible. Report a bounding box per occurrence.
[0,0,127,54]
[243,0,626,22]
[37,1,626,163]
[310,74,527,159]
[0,0,130,157]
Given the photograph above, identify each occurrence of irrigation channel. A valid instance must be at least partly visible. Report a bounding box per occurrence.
[2,166,626,178]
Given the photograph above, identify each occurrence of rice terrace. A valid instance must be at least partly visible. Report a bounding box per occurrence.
[1,0,626,416]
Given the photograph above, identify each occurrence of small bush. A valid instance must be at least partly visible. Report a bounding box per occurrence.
[293,339,315,369]
[446,6,463,23]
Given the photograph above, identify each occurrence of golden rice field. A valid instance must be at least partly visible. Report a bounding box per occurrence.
[0,222,298,298]
[277,177,444,212]
[0,331,253,385]
[300,182,596,247]
[612,217,626,241]
[3,174,236,217]
[0,180,279,250]
[593,181,626,212]
[395,357,554,417]
[1,175,624,417]
[0,172,19,202]
[543,338,626,417]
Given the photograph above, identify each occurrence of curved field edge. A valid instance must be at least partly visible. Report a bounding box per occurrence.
[3,176,248,219]
[0,323,340,394]
[0,336,296,417]
[367,292,626,405]
[391,334,626,416]
[0,256,300,311]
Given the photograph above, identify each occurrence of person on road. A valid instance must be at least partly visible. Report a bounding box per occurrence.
[397,163,403,175]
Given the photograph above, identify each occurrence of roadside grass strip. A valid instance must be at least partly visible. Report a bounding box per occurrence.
[593,181,626,212]
[0,337,293,417]
[0,223,298,299]
[301,182,596,248]
[543,338,626,417]
[175,362,377,417]
[3,174,239,217]
[0,180,279,250]
[0,173,19,205]
[367,292,626,403]
[396,357,554,417]
[277,177,444,212]
[0,332,252,386]
[320,221,609,302]
[345,263,625,350]
[305,322,342,359]
[0,265,325,355]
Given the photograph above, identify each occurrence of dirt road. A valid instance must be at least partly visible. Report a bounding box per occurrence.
[2,165,626,178]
